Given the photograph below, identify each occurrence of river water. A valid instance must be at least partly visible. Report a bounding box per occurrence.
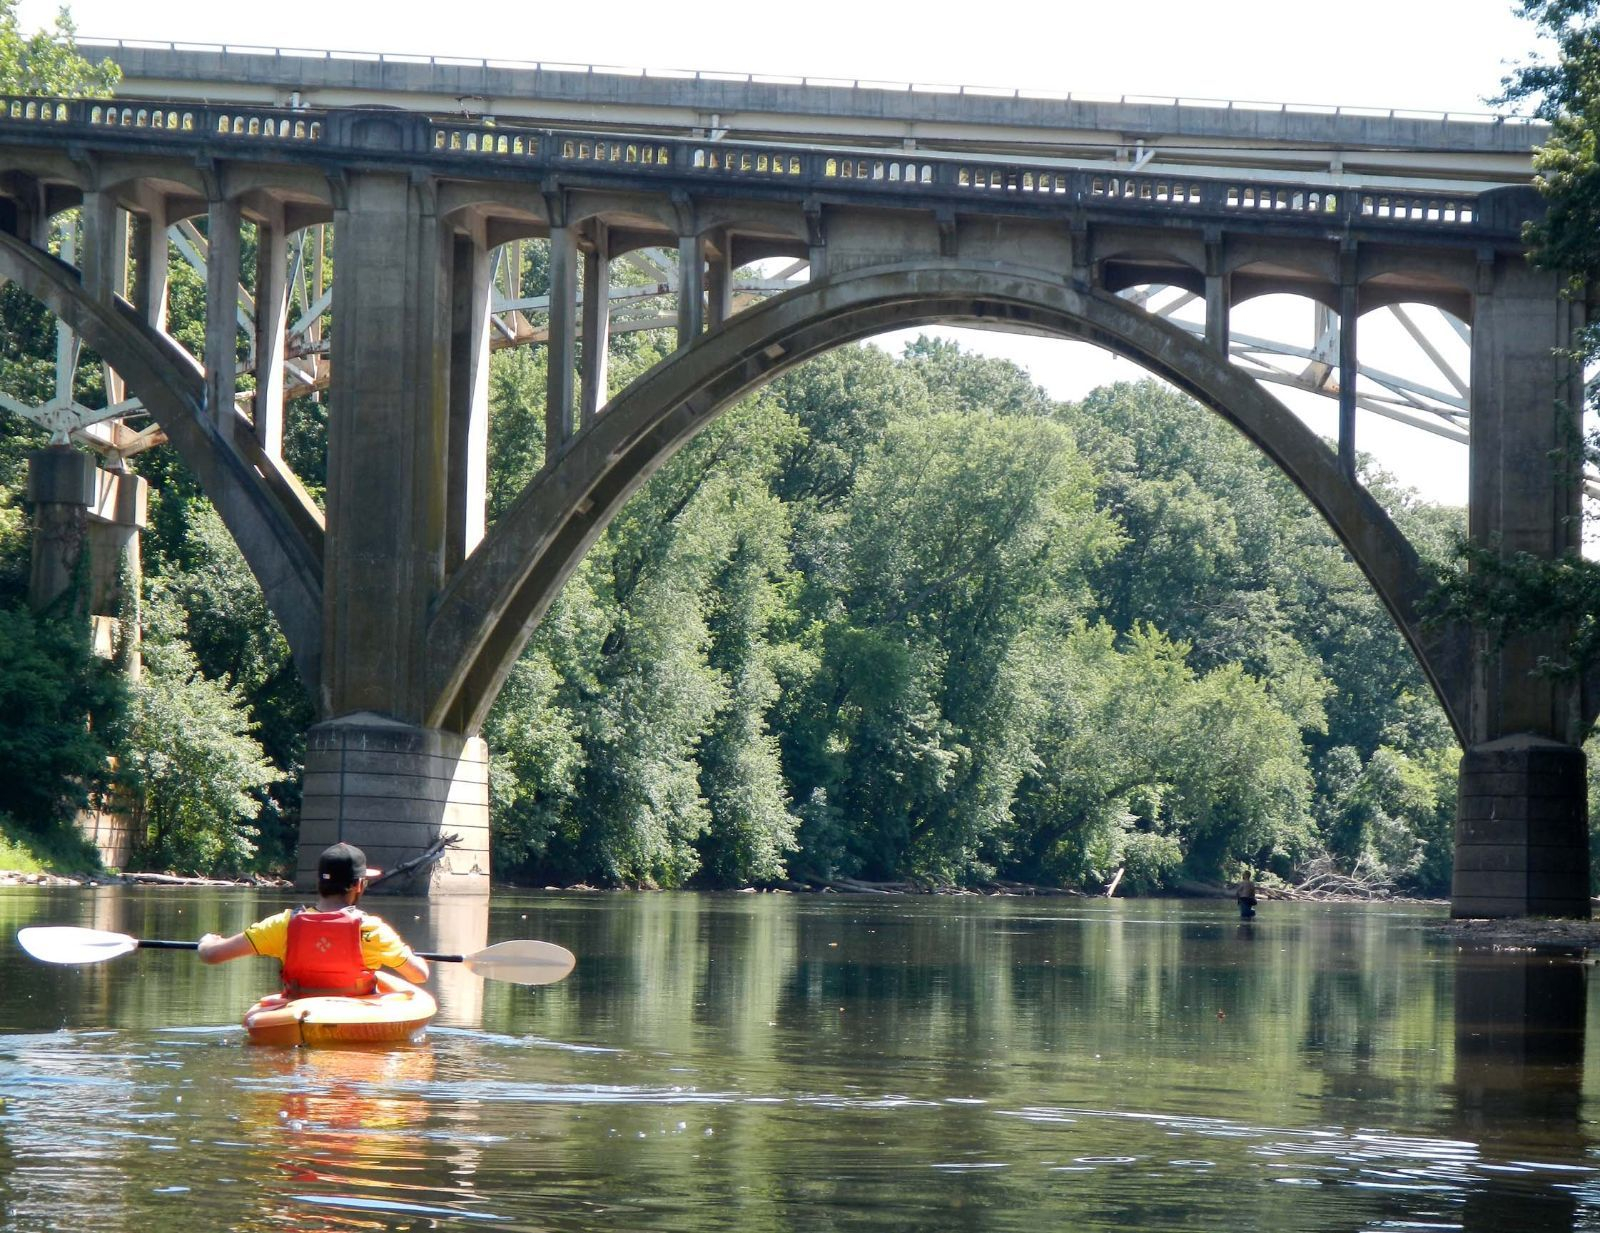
[0,888,1595,1231]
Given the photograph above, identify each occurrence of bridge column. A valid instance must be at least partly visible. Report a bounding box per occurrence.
[1203,234,1228,356]
[301,169,489,897]
[131,210,169,332]
[580,221,610,423]
[546,221,577,458]
[25,445,95,614]
[252,204,288,458]
[1337,245,1358,476]
[706,230,734,331]
[86,465,147,669]
[77,190,120,304]
[447,226,491,570]
[677,233,705,345]
[1452,256,1588,918]
[204,196,241,426]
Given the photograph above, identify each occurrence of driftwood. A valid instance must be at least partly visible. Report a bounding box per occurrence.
[120,871,288,888]
[812,876,917,894]
[1277,855,1396,902]
[368,832,461,890]
[978,879,1085,897]
[1104,867,1125,898]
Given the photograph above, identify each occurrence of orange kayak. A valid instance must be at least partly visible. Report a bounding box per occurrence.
[242,971,437,1046]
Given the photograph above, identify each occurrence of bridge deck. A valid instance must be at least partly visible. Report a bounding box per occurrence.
[83,42,1542,189]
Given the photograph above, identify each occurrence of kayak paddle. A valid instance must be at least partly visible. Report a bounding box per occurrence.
[15,926,576,986]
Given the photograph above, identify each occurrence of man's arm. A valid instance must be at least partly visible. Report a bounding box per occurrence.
[392,948,429,984]
[364,916,430,983]
[197,932,257,964]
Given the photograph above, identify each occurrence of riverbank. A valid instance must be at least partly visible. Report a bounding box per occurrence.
[0,869,289,889]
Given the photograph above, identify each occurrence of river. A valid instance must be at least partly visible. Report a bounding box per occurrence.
[0,888,1594,1231]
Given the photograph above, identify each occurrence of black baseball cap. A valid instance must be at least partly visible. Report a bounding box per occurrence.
[318,842,382,891]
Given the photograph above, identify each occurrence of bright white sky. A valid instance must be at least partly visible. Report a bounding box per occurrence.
[18,0,1553,504]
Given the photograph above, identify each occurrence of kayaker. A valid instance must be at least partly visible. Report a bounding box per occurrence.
[197,842,430,992]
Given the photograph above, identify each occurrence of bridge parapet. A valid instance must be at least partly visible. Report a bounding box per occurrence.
[0,91,1531,246]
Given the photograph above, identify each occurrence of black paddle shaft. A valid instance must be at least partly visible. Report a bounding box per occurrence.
[134,937,468,963]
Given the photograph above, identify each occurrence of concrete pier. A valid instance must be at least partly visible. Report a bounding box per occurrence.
[298,716,490,897]
[26,446,96,614]
[1453,738,1589,917]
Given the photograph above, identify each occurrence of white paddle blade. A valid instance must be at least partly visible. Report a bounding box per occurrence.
[17,926,139,965]
[461,939,576,986]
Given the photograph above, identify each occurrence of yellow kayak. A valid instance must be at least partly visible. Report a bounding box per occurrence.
[242,971,437,1046]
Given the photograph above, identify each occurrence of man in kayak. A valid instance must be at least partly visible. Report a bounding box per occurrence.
[197,842,430,993]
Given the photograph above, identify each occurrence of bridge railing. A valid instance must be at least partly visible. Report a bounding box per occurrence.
[0,93,1498,235]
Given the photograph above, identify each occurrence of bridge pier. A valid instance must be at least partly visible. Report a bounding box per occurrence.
[298,717,490,896]
[1453,738,1588,917]
[25,445,96,616]
[1451,256,1590,919]
[299,163,493,896]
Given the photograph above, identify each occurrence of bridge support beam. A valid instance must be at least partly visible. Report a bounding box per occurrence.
[1452,257,1588,918]
[311,168,490,897]
[252,205,288,458]
[580,221,611,425]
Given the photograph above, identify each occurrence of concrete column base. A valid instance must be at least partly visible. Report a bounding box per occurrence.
[26,446,96,613]
[298,714,490,898]
[1452,736,1590,919]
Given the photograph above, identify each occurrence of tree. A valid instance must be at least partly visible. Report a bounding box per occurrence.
[0,3,117,98]
[116,586,278,873]
[1427,2,1600,676]
[0,604,121,828]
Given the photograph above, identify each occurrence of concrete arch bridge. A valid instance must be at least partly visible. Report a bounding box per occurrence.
[0,53,1586,914]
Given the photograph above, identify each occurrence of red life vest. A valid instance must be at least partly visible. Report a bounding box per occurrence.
[281,909,377,996]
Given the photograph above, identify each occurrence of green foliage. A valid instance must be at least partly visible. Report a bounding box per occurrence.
[0,603,121,828]
[475,329,1463,893]
[0,3,117,97]
[117,587,278,874]
[0,809,101,871]
[1428,541,1600,677]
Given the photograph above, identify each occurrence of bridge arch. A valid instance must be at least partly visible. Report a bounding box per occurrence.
[0,229,325,694]
[425,259,1472,738]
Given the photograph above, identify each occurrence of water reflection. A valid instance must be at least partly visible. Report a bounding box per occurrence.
[423,898,490,1028]
[1453,947,1591,1231]
[4,891,1600,1230]
[240,1046,501,1229]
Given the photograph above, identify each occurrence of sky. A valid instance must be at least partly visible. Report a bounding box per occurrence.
[17,0,1553,504]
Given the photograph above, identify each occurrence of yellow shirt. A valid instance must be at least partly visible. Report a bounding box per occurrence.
[244,909,416,971]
